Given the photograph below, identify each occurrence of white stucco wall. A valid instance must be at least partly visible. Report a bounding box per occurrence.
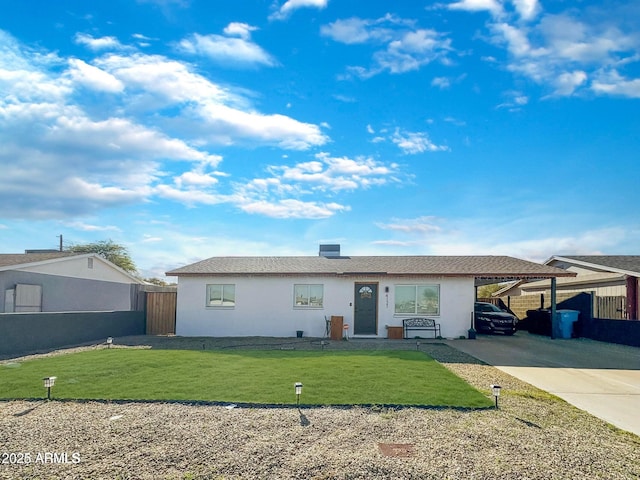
[176,275,475,339]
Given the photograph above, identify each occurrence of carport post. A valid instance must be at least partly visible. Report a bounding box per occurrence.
[550,277,557,339]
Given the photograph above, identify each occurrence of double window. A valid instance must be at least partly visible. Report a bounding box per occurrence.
[395,285,440,315]
[294,284,324,308]
[206,284,235,307]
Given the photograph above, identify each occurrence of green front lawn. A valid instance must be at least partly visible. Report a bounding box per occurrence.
[1,349,492,408]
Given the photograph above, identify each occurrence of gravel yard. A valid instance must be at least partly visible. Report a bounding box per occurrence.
[1,337,639,479]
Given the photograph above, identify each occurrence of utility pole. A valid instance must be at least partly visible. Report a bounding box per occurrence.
[57,234,63,252]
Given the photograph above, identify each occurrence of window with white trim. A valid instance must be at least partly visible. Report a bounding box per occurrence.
[206,284,235,307]
[394,285,440,315]
[294,284,324,308]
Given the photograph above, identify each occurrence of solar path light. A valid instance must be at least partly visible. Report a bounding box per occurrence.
[106,337,113,348]
[491,384,502,409]
[43,376,57,400]
[295,382,303,406]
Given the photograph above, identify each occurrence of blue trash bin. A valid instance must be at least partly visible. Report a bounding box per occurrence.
[557,310,579,338]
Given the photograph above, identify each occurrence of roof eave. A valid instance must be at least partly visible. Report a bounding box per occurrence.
[547,255,640,278]
[166,271,577,278]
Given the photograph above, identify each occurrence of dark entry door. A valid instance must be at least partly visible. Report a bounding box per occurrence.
[354,283,378,335]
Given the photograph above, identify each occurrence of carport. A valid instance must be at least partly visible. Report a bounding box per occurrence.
[474,267,576,339]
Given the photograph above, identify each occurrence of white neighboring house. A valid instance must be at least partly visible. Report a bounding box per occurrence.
[0,251,145,313]
[166,246,574,339]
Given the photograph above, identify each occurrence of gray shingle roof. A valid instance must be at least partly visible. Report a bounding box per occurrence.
[0,252,78,268]
[553,255,640,276]
[166,255,575,279]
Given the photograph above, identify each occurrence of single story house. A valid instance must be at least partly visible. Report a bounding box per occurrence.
[166,245,574,339]
[0,251,146,313]
[494,255,639,320]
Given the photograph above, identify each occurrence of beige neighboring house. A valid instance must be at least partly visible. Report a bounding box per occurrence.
[0,251,145,313]
[494,255,640,320]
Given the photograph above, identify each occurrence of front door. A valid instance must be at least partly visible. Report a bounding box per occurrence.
[354,283,378,335]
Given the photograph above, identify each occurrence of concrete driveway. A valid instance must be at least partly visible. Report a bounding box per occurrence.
[446,332,640,437]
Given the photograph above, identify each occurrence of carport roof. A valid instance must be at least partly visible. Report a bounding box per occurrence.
[167,255,575,282]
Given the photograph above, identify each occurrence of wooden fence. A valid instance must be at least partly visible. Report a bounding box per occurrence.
[596,296,627,319]
[496,293,628,321]
[146,291,177,335]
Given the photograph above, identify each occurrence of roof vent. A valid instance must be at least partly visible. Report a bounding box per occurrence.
[319,244,341,258]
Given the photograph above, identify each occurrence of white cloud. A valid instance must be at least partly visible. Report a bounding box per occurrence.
[426,227,629,263]
[374,29,452,75]
[374,214,630,264]
[537,15,636,64]
[177,25,277,67]
[74,33,125,51]
[511,0,539,21]
[0,103,218,217]
[391,129,449,154]
[266,153,399,191]
[322,15,452,78]
[150,151,402,220]
[175,171,219,187]
[376,216,443,234]
[591,70,640,98]
[239,199,347,219]
[485,12,640,98]
[0,33,235,218]
[174,158,224,188]
[63,221,122,232]
[444,116,466,126]
[67,58,125,92]
[223,22,257,40]
[496,90,528,109]
[448,0,503,17]
[96,53,327,149]
[320,17,395,44]
[431,76,451,89]
[49,115,220,164]
[491,22,541,58]
[333,94,356,103]
[269,0,328,21]
[142,235,163,243]
[154,184,232,206]
[0,37,70,102]
[553,70,587,96]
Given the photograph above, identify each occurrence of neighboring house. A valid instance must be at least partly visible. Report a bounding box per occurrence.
[494,255,640,320]
[166,245,574,339]
[0,251,145,313]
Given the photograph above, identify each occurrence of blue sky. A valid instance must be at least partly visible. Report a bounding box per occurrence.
[1,0,639,279]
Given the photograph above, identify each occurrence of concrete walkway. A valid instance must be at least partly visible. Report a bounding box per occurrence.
[446,332,640,436]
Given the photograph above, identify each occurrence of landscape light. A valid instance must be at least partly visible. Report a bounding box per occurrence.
[416,340,420,351]
[43,376,57,400]
[320,340,326,351]
[106,337,113,348]
[491,384,502,409]
[295,382,303,406]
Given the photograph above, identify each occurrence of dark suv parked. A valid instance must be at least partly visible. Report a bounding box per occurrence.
[474,302,517,335]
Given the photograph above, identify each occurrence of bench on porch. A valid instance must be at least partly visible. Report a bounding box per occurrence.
[402,317,441,339]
